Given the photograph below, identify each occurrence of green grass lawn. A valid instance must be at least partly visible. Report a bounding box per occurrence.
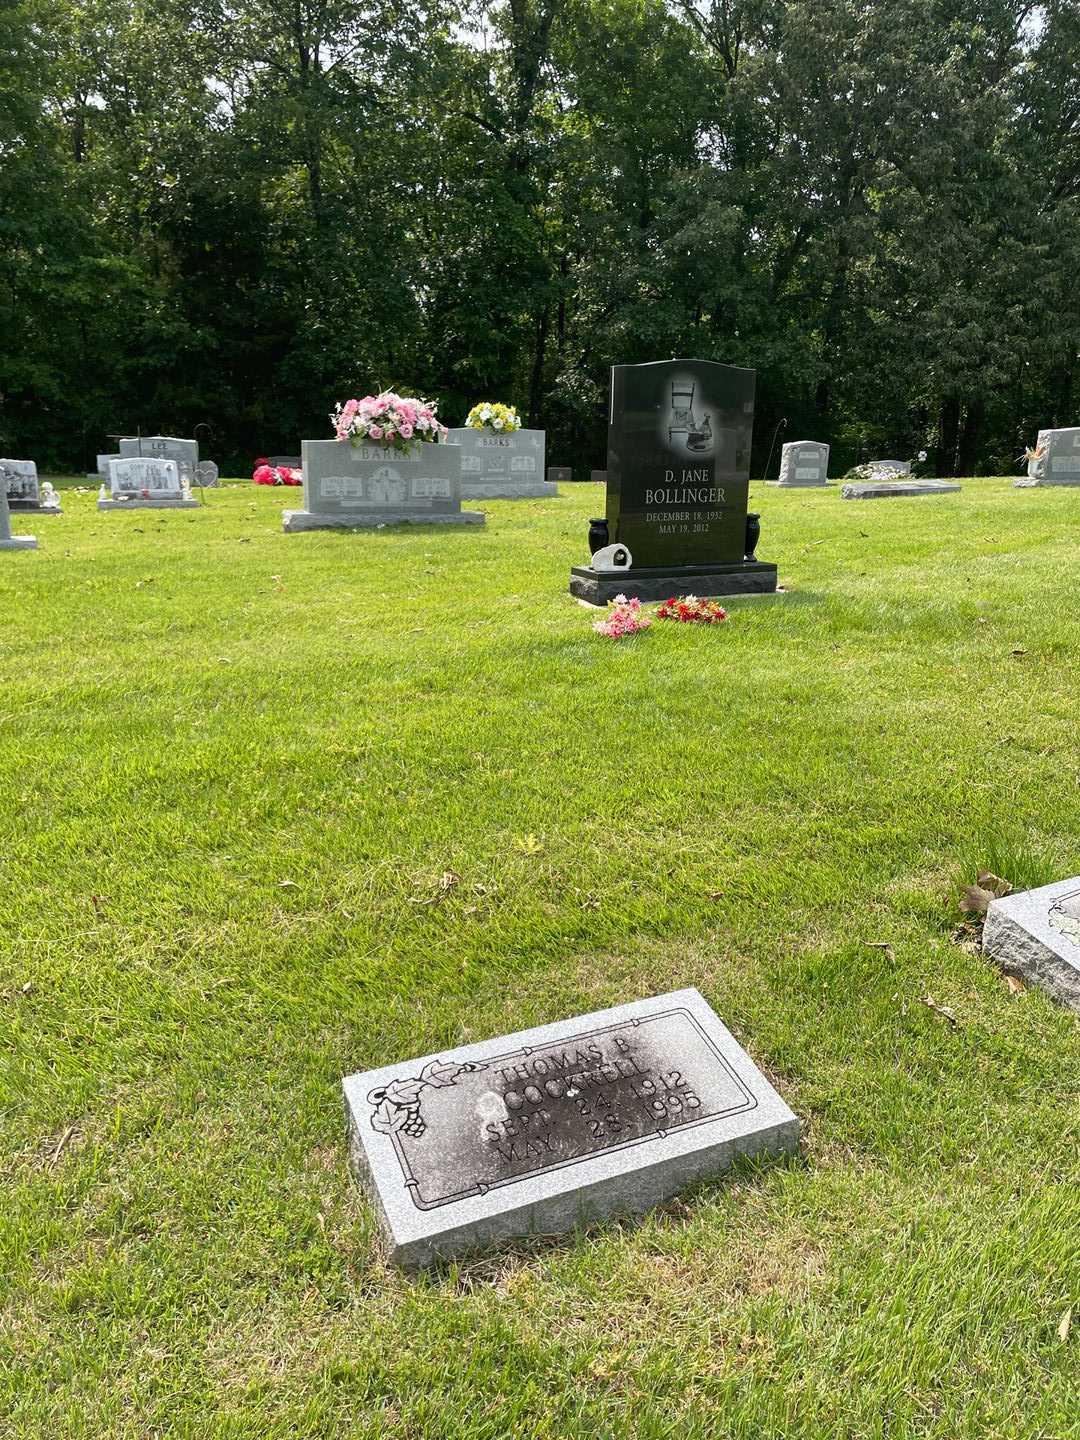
[2,478,1079,1438]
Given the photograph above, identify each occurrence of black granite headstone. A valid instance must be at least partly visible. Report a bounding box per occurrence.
[570,359,776,604]
[607,359,754,566]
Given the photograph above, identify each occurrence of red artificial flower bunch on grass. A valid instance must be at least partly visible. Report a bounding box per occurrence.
[253,458,302,486]
[655,594,729,625]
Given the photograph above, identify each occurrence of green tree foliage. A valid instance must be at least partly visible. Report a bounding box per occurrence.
[0,0,1077,472]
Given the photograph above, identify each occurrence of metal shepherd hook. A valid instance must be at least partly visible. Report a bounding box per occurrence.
[763,417,788,482]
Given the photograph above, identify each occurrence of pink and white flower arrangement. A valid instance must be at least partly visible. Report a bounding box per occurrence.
[331,392,447,453]
[592,594,652,639]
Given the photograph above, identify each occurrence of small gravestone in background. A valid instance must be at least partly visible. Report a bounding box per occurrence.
[343,988,799,1269]
[771,441,830,487]
[119,435,199,484]
[570,359,777,605]
[93,453,121,479]
[283,440,484,533]
[870,459,911,475]
[99,457,199,509]
[984,878,1080,1013]
[841,478,960,500]
[0,486,36,550]
[1017,426,1080,487]
[548,466,572,485]
[268,455,302,469]
[590,469,607,484]
[1,459,61,514]
[447,427,555,498]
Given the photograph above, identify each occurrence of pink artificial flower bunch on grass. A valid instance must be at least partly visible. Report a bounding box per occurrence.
[331,392,447,453]
[592,594,652,639]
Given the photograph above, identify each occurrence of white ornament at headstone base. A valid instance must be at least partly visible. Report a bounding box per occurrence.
[446,426,554,498]
[0,486,37,550]
[1018,426,1080,487]
[591,543,633,572]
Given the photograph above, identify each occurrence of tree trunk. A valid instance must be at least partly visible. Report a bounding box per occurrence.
[957,398,984,476]
[529,301,550,426]
[938,396,960,476]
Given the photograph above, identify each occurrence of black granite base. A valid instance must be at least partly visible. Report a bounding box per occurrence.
[570,560,778,606]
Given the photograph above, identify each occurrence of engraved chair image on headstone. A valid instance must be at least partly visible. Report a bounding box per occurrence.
[570,359,778,605]
[343,989,800,1268]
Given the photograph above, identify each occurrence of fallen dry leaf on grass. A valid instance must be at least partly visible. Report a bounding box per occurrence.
[977,870,1012,898]
[277,879,300,890]
[408,871,460,906]
[1004,974,1026,995]
[865,941,896,964]
[960,885,995,918]
[1058,1306,1072,1342]
[921,994,959,1027]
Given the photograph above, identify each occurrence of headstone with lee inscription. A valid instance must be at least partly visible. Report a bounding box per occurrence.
[1017,426,1080,487]
[283,439,484,532]
[0,486,37,550]
[983,877,1080,1013]
[119,435,199,484]
[1,459,61,514]
[570,360,777,604]
[447,428,555,498]
[100,457,199,509]
[771,440,830,487]
[343,988,799,1268]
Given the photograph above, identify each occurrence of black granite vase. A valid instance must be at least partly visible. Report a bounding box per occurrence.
[745,512,760,560]
[588,518,609,556]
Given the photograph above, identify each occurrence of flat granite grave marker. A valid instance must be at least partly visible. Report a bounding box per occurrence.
[1,459,61,514]
[119,435,198,483]
[447,428,555,498]
[100,457,199,509]
[983,877,1080,1013]
[284,439,484,532]
[841,479,960,500]
[1017,426,1080,487]
[343,988,799,1269]
[0,487,36,550]
[570,359,777,605]
[548,466,572,485]
[771,441,830,487]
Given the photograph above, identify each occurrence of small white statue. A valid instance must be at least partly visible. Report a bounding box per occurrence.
[41,481,60,509]
[98,482,108,502]
[592,542,633,572]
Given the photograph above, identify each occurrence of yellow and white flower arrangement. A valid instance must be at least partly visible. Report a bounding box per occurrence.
[465,402,521,433]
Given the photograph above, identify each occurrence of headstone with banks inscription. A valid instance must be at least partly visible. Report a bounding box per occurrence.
[447,428,555,498]
[570,360,777,604]
[283,439,483,532]
[343,988,799,1268]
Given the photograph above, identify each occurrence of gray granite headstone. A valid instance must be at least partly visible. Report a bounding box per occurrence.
[284,439,484,533]
[343,987,799,1269]
[1,458,51,513]
[591,469,608,485]
[96,453,121,476]
[194,460,219,488]
[984,877,1080,1012]
[841,479,960,500]
[268,456,302,470]
[0,486,37,550]
[548,466,572,485]
[771,441,830,487]
[1018,426,1080,487]
[100,457,199,509]
[446,428,554,498]
[119,435,198,483]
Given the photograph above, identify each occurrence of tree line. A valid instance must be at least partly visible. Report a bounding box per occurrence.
[1,0,1078,476]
